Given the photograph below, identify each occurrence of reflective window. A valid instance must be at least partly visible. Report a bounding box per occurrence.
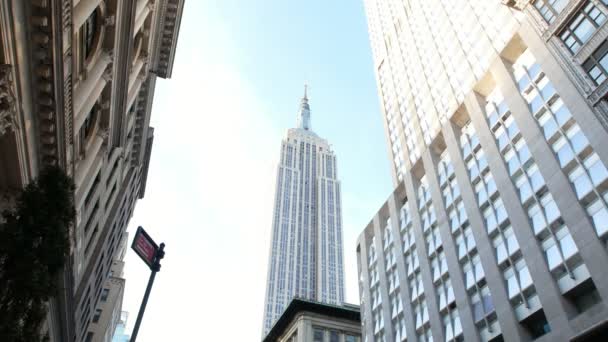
[583,40,608,85]
[534,0,569,23]
[560,2,606,54]
[313,328,324,342]
[330,331,339,342]
[514,49,608,247]
[83,9,99,59]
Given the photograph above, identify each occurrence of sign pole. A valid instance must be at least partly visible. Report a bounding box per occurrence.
[131,242,165,342]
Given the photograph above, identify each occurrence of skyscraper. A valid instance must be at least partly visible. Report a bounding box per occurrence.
[358,1,608,341]
[262,89,345,335]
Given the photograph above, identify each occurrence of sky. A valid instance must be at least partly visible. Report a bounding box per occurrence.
[121,1,393,340]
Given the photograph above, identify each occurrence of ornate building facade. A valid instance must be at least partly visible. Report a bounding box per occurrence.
[0,0,183,341]
[358,0,608,341]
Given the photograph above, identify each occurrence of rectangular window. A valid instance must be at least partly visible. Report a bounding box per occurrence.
[583,40,608,85]
[329,331,339,342]
[313,328,324,342]
[100,288,109,302]
[534,0,569,23]
[560,2,606,54]
[345,336,358,342]
[92,309,102,323]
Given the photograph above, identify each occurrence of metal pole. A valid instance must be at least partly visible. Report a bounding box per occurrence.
[131,243,165,342]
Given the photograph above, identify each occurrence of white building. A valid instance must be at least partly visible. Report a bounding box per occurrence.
[358,0,608,341]
[263,90,346,335]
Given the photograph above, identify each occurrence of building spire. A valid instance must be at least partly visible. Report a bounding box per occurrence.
[297,84,311,131]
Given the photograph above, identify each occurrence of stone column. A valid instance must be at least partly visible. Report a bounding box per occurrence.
[442,120,530,341]
[356,232,375,342]
[386,187,423,342]
[464,89,575,335]
[421,149,481,342]
[402,170,445,342]
[490,56,608,303]
[518,23,608,167]
[372,214,395,342]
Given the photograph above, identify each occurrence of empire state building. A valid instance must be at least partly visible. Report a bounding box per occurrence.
[262,88,345,334]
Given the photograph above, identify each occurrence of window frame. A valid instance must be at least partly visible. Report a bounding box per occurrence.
[583,40,608,85]
[560,1,607,54]
[534,0,570,24]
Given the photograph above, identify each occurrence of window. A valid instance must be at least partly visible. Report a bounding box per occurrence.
[521,310,551,338]
[83,9,99,60]
[534,0,569,23]
[313,328,324,342]
[100,288,109,302]
[584,40,608,85]
[345,335,358,342]
[92,309,102,323]
[560,2,606,54]
[81,105,99,145]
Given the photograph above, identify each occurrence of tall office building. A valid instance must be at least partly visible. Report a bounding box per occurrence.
[358,1,608,341]
[0,0,183,341]
[263,90,345,335]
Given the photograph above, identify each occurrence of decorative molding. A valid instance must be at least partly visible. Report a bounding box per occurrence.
[152,0,183,78]
[588,76,608,104]
[502,0,532,11]
[525,4,550,35]
[0,65,17,136]
[104,15,115,27]
[102,64,113,82]
[543,0,586,41]
[574,22,608,63]
[594,101,608,128]
[549,39,593,94]
[97,127,109,142]
[140,51,149,65]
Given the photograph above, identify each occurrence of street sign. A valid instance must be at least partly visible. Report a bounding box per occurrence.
[131,226,159,269]
[130,227,165,342]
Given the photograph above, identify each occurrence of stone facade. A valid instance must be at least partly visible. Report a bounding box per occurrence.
[359,1,608,341]
[263,299,361,342]
[0,0,183,341]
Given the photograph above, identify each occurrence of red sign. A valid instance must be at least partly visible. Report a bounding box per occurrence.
[132,226,159,269]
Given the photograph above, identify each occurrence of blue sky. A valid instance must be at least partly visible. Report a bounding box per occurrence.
[121,1,392,340]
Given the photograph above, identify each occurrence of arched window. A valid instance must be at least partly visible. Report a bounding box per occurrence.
[132,32,144,67]
[128,102,137,116]
[83,10,99,60]
[81,104,99,150]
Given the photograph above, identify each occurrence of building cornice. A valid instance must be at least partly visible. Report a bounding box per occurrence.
[502,0,532,11]
[151,0,184,79]
[263,299,360,342]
